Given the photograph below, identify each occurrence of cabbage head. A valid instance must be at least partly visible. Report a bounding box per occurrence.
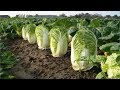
[49,27,68,57]
[71,28,97,71]
[22,25,27,40]
[25,24,36,44]
[101,53,120,79]
[35,24,50,49]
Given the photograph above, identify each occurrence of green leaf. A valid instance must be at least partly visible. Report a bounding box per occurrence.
[99,42,118,52]
[99,33,114,40]
[0,72,15,79]
[95,72,108,79]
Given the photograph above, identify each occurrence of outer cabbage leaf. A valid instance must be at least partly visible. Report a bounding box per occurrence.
[89,18,101,28]
[99,42,120,53]
[95,72,108,79]
[97,27,112,37]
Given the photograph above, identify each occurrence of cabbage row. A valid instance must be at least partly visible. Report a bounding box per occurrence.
[1,17,120,79]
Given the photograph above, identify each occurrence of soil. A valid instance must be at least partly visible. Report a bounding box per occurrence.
[7,38,101,79]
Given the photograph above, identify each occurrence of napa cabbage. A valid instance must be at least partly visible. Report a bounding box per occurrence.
[96,53,120,79]
[22,25,27,40]
[25,24,37,44]
[71,28,97,71]
[35,24,50,49]
[49,27,68,57]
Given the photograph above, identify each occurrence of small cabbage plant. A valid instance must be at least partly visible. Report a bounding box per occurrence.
[96,53,120,79]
